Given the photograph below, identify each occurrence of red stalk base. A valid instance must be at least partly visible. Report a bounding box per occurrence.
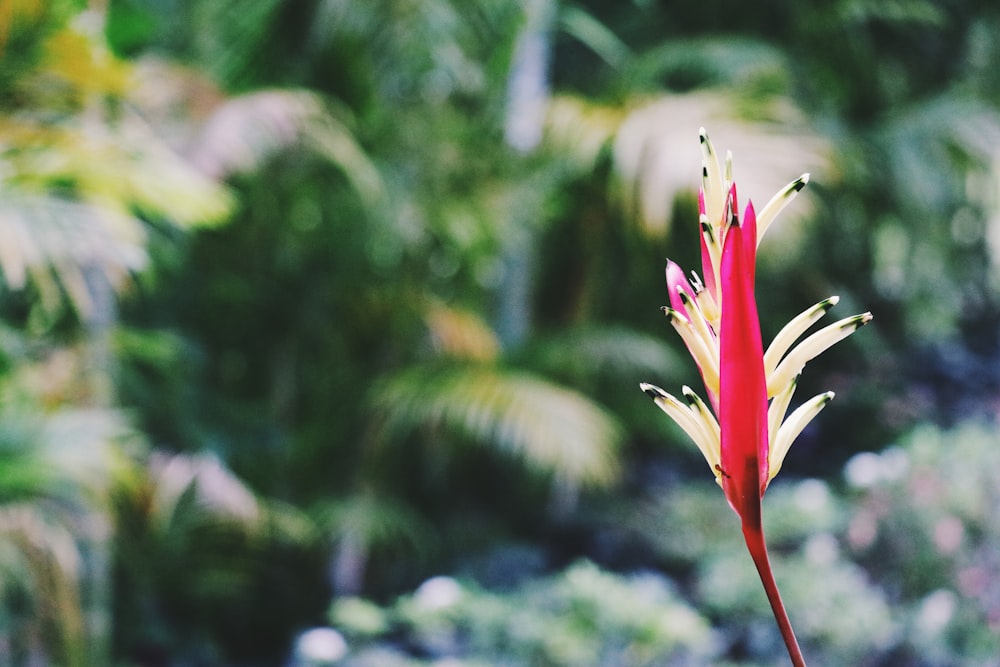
[742,522,807,667]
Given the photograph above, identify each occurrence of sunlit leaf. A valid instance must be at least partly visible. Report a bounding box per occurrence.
[611,91,830,236]
[40,26,130,100]
[0,402,137,667]
[425,301,500,362]
[544,94,631,173]
[185,89,384,207]
[0,504,86,666]
[147,451,262,533]
[0,192,146,317]
[523,325,683,385]
[373,364,621,488]
[558,5,632,70]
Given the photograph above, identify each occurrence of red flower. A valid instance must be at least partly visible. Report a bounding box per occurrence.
[641,129,872,666]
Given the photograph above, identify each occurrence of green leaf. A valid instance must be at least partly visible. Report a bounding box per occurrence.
[373,364,621,488]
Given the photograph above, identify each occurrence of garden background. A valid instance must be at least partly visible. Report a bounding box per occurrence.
[2,0,1000,665]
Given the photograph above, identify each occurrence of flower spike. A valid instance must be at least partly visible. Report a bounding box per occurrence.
[718,200,768,514]
[641,129,871,667]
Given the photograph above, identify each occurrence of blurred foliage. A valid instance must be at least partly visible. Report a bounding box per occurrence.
[112,449,326,664]
[0,0,232,322]
[0,384,139,665]
[316,422,1000,666]
[0,0,999,665]
[329,562,715,667]
[843,423,1000,664]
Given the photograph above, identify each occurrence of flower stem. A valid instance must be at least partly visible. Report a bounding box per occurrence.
[742,522,807,667]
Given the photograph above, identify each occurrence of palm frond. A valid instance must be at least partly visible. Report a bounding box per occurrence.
[0,395,141,509]
[373,364,621,489]
[0,404,137,667]
[303,0,519,99]
[425,301,500,362]
[184,89,384,206]
[611,91,831,236]
[317,493,434,595]
[544,94,631,173]
[109,111,236,227]
[630,36,791,92]
[1,113,235,229]
[0,192,146,317]
[861,94,1000,330]
[147,451,262,533]
[0,26,236,317]
[318,494,432,555]
[876,95,1000,215]
[522,325,683,385]
[135,448,315,543]
[544,89,830,238]
[558,4,632,70]
[186,0,284,88]
[0,14,232,229]
[0,504,86,667]
[35,407,141,498]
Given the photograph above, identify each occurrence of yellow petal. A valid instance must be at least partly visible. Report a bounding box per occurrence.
[769,392,835,483]
[764,296,839,379]
[756,173,809,244]
[767,312,872,396]
[640,383,721,480]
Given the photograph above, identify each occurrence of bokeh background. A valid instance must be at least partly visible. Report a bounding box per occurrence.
[2,0,1000,665]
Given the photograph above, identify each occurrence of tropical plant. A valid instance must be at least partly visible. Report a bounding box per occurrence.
[0,383,140,667]
[111,448,325,665]
[0,0,232,323]
[7,0,996,664]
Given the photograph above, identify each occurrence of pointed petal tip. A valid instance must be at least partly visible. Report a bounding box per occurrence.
[853,312,874,328]
[640,382,667,399]
[836,312,873,331]
[662,305,691,324]
[795,174,810,191]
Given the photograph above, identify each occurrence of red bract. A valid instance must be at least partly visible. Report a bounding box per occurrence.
[641,129,873,666]
[718,197,768,519]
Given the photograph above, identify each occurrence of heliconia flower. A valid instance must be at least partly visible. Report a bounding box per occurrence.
[640,129,872,667]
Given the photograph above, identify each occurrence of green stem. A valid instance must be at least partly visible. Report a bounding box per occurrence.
[742,522,806,667]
